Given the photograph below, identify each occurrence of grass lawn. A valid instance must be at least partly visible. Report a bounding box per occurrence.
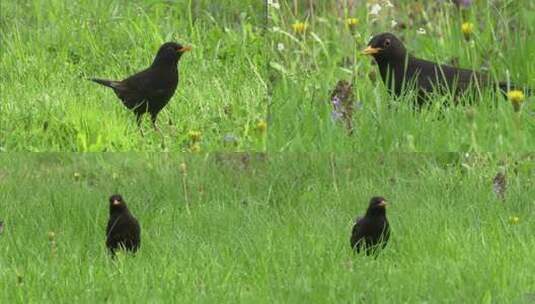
[1,1,534,303]
[1,153,534,302]
[268,0,535,152]
[0,0,267,152]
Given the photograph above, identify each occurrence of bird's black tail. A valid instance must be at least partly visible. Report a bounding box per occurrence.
[90,78,120,89]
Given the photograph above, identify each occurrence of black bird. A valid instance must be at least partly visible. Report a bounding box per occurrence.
[106,194,140,256]
[362,33,526,106]
[350,196,390,255]
[91,42,191,130]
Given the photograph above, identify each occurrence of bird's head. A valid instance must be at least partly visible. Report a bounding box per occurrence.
[152,42,192,67]
[109,194,128,213]
[362,33,406,63]
[366,196,388,216]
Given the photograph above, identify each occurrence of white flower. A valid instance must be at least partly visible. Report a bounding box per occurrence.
[267,0,280,9]
[223,133,238,144]
[391,20,398,28]
[417,28,426,34]
[277,43,285,51]
[370,4,382,15]
[384,0,394,8]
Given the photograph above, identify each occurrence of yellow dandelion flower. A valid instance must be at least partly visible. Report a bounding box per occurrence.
[189,143,201,153]
[461,22,474,39]
[507,90,525,103]
[256,120,267,133]
[509,216,519,224]
[188,130,202,142]
[507,90,525,112]
[346,18,359,29]
[292,21,308,34]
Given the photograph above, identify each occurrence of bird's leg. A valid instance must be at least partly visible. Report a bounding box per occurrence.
[150,114,161,133]
[151,114,167,149]
[136,113,145,137]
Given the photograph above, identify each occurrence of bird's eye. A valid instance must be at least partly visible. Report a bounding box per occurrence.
[384,39,391,48]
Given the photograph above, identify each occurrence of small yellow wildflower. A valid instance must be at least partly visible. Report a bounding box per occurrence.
[509,216,519,224]
[292,21,308,34]
[188,130,202,142]
[256,120,267,133]
[189,143,201,153]
[507,90,525,103]
[73,172,81,179]
[346,18,359,30]
[507,90,525,112]
[48,231,56,241]
[461,22,474,39]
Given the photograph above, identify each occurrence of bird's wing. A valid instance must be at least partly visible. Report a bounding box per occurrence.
[409,58,484,93]
[130,217,141,243]
[438,64,487,90]
[353,217,364,234]
[120,69,170,105]
[350,217,364,249]
[406,58,440,92]
[101,77,146,110]
[122,68,153,88]
[126,67,177,96]
[106,216,120,237]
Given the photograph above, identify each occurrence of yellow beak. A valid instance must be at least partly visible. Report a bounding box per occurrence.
[112,200,121,205]
[362,46,382,55]
[178,46,192,52]
[377,200,387,207]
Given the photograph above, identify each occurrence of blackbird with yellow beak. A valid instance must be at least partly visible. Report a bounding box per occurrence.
[350,196,390,256]
[106,194,141,257]
[363,33,529,106]
[90,42,191,131]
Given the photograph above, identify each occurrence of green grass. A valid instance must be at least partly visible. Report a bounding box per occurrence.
[1,153,534,302]
[1,1,534,302]
[0,0,267,151]
[268,0,535,152]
